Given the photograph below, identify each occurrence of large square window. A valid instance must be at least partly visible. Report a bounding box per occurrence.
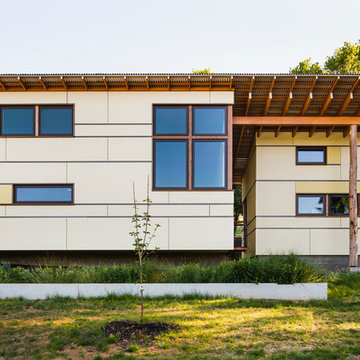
[154,106,188,135]
[193,140,226,189]
[1,107,35,135]
[193,106,227,135]
[154,140,188,189]
[296,147,326,164]
[39,106,73,136]
[14,185,73,204]
[297,195,325,215]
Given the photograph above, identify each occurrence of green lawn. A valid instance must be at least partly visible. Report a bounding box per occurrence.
[0,273,359,360]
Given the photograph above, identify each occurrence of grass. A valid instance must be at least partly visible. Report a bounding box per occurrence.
[0,254,323,284]
[0,272,359,360]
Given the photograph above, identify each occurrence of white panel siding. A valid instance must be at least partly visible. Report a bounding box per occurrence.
[169,217,233,250]
[0,163,66,183]
[67,162,168,204]
[108,138,152,161]
[7,138,108,161]
[0,92,67,104]
[0,218,66,250]
[108,204,210,217]
[209,204,233,216]
[68,92,107,124]
[67,217,169,250]
[169,191,233,204]
[75,124,151,137]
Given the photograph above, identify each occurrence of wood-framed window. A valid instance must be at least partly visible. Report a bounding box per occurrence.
[153,105,232,190]
[13,184,74,205]
[296,193,360,217]
[0,105,74,137]
[296,194,326,216]
[296,147,326,165]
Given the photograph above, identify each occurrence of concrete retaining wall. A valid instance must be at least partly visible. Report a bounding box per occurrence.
[0,283,328,300]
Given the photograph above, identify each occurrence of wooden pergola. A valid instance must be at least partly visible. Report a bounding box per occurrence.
[0,73,359,267]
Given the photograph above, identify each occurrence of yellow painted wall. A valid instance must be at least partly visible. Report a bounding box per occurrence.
[0,185,13,204]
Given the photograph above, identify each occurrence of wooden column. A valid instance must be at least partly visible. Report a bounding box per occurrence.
[349,124,359,268]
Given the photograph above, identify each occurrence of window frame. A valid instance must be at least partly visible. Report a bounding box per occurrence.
[192,139,228,190]
[153,139,189,190]
[13,184,74,205]
[328,194,350,217]
[152,104,232,191]
[296,194,326,216]
[0,106,36,137]
[39,105,74,137]
[192,105,228,136]
[296,146,327,165]
[153,105,189,136]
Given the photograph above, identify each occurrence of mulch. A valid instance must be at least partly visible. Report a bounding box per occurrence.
[102,320,179,344]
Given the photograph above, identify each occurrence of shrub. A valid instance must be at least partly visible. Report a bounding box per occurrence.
[0,255,323,284]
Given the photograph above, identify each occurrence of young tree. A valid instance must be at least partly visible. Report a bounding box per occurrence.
[290,40,360,74]
[130,177,160,323]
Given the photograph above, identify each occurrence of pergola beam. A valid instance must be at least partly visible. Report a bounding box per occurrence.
[319,92,333,116]
[39,77,47,90]
[233,116,360,126]
[17,77,26,90]
[326,126,335,137]
[338,92,353,116]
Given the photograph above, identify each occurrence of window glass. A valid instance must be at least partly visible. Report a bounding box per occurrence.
[154,107,188,135]
[193,140,226,188]
[297,195,325,215]
[40,107,73,135]
[2,107,34,135]
[154,141,187,188]
[329,195,349,215]
[193,106,226,135]
[15,186,73,203]
[297,148,326,164]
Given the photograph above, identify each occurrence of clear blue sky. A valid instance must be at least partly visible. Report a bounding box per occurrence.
[1,0,359,74]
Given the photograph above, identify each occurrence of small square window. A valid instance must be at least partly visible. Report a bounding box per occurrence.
[297,195,325,215]
[329,195,349,216]
[39,106,73,136]
[193,106,227,135]
[296,147,326,164]
[1,107,35,136]
[154,106,188,135]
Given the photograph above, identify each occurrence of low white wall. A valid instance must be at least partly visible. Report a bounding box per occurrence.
[0,283,327,301]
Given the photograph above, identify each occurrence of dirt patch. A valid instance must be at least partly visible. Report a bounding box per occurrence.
[102,320,179,344]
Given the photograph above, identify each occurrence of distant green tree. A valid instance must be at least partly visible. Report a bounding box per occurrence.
[324,41,360,74]
[290,40,360,74]
[289,58,323,74]
[234,185,242,232]
[191,68,213,74]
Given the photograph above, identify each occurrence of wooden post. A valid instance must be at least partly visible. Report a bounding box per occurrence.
[349,124,358,268]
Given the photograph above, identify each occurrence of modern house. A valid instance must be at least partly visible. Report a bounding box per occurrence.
[0,73,358,267]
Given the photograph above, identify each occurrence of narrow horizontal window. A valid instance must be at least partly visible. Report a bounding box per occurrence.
[193,140,226,189]
[154,140,188,189]
[193,106,227,135]
[297,195,325,215]
[1,107,35,136]
[296,147,326,164]
[14,185,73,204]
[329,195,349,216]
[154,106,188,135]
[39,106,73,136]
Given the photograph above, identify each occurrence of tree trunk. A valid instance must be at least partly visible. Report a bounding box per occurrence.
[349,124,358,268]
[140,259,144,323]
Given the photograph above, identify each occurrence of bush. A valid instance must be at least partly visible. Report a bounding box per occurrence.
[0,255,323,284]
